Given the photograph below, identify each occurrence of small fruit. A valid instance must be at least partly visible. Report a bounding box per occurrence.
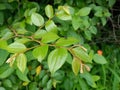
[97,50,103,55]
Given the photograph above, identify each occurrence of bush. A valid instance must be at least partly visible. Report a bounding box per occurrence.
[0,0,119,90]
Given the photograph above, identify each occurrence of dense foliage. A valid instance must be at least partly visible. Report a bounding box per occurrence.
[0,0,119,90]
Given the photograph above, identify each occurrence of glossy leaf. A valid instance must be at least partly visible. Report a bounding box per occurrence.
[48,48,68,74]
[56,37,78,46]
[45,20,57,33]
[32,45,48,62]
[72,58,80,75]
[45,5,54,18]
[76,7,91,16]
[34,29,47,39]
[16,53,27,73]
[56,6,72,20]
[72,47,91,63]
[7,42,26,53]
[93,54,107,64]
[31,13,44,26]
[41,32,59,43]
[0,49,9,66]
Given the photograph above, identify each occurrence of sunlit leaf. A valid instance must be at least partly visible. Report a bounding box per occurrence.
[76,7,91,16]
[34,29,47,39]
[31,13,44,26]
[0,39,8,49]
[72,47,91,63]
[56,37,78,46]
[72,58,80,75]
[45,20,57,33]
[16,53,27,73]
[7,42,26,53]
[48,48,68,74]
[32,45,48,62]
[45,5,54,18]
[56,6,72,20]
[41,32,59,43]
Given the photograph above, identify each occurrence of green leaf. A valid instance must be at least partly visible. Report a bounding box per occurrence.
[16,69,30,82]
[56,6,72,20]
[80,72,97,88]
[16,53,27,73]
[72,47,91,63]
[15,38,30,44]
[41,32,59,43]
[89,26,97,35]
[94,11,103,17]
[45,20,58,33]
[0,11,4,25]
[66,53,73,64]
[84,30,92,40]
[72,15,81,30]
[32,45,48,62]
[93,54,107,64]
[0,39,8,49]
[0,49,9,66]
[108,0,116,7]
[76,7,91,16]
[0,87,5,90]
[48,48,68,74]
[1,31,13,40]
[3,79,12,88]
[92,75,100,81]
[7,42,26,53]
[31,13,44,26]
[0,3,6,10]
[0,64,14,79]
[55,37,78,46]
[34,29,47,39]
[101,17,107,26]
[72,58,80,76]
[45,5,54,18]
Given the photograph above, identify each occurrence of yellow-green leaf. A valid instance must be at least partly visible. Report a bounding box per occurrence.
[31,13,44,26]
[76,7,91,16]
[32,45,48,62]
[48,48,68,74]
[45,20,57,33]
[41,32,59,43]
[56,37,78,46]
[16,53,27,73]
[45,5,54,18]
[72,47,91,63]
[7,42,26,53]
[56,6,72,20]
[34,29,47,39]
[72,58,80,76]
